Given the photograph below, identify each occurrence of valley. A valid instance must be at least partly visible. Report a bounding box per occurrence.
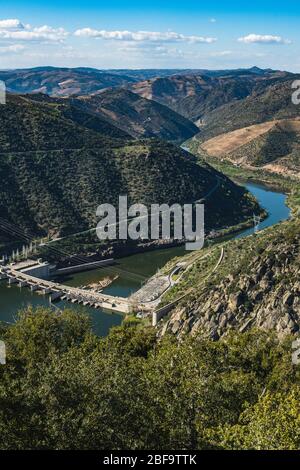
[0,179,292,335]
[1,0,300,452]
[73,88,198,143]
[0,57,299,453]
[0,65,299,341]
[158,182,298,339]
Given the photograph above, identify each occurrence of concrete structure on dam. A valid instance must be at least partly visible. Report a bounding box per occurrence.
[0,258,174,322]
[0,264,133,314]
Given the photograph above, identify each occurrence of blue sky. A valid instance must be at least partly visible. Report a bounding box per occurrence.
[0,1,299,71]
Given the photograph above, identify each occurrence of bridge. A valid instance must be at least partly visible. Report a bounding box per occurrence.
[0,265,134,314]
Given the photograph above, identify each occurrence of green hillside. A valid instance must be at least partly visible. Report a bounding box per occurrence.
[0,93,130,150]
[0,94,260,246]
[227,122,300,169]
[75,88,199,143]
[158,172,300,340]
[196,79,300,142]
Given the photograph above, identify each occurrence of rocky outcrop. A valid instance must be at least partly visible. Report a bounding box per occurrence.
[159,221,300,340]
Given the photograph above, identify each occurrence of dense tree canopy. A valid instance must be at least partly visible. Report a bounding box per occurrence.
[0,307,299,450]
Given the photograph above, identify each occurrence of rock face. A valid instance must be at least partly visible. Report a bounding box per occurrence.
[159,220,300,340]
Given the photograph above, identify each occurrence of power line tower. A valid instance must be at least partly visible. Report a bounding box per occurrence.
[253,214,262,234]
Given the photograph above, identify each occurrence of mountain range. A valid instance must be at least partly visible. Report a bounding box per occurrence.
[0,67,135,96]
[129,68,292,121]
[0,66,276,97]
[0,65,299,340]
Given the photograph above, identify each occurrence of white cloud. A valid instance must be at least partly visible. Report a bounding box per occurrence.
[238,34,291,45]
[117,44,186,59]
[0,27,68,42]
[0,19,25,30]
[74,28,217,43]
[209,50,232,57]
[0,44,25,54]
[0,18,68,42]
[210,18,217,23]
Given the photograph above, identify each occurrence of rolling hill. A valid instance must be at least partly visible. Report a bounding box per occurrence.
[0,93,260,244]
[130,69,291,121]
[5,82,199,144]
[74,88,198,143]
[199,119,300,177]
[192,78,300,178]
[196,78,300,142]
[0,67,135,96]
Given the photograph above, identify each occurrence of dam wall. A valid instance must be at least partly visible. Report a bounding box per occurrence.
[54,258,114,275]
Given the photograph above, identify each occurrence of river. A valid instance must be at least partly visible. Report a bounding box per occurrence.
[0,181,291,335]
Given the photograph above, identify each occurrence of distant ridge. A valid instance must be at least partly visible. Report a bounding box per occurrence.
[74,88,199,143]
[129,68,290,121]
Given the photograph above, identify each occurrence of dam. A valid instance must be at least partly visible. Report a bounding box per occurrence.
[0,264,133,314]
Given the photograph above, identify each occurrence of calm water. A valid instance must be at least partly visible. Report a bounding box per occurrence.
[235,182,291,238]
[0,182,290,335]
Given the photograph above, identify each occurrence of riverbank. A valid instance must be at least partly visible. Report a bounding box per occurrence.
[149,149,299,331]
[0,179,293,336]
[196,156,300,216]
[151,179,293,310]
[158,215,300,339]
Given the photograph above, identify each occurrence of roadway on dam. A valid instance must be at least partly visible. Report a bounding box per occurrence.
[0,182,291,336]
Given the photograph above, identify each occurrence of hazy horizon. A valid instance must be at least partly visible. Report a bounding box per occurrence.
[0,1,299,71]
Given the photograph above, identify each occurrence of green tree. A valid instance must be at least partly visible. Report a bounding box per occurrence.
[0,307,298,450]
